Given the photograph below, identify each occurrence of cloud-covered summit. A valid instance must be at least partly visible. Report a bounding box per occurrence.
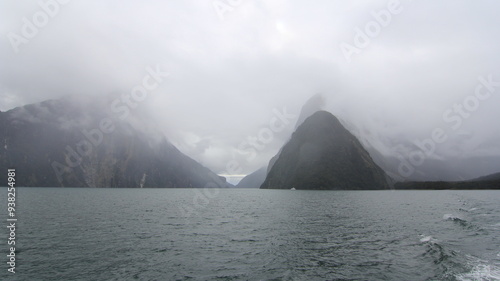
[1,0,499,179]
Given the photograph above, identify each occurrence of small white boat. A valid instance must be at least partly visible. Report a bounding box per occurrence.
[291,187,296,190]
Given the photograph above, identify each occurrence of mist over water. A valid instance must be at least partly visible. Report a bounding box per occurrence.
[5,188,500,280]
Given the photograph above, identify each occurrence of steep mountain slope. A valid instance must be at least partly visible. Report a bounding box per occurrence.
[236,167,267,188]
[260,111,389,190]
[0,97,227,188]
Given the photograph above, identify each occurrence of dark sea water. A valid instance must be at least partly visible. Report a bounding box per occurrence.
[2,188,500,281]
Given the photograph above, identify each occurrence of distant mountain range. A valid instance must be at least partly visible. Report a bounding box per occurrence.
[470,172,500,182]
[395,171,500,190]
[0,97,229,188]
[1,96,499,190]
[241,109,499,190]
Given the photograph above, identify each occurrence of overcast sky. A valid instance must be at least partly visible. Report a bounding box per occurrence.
[1,0,500,181]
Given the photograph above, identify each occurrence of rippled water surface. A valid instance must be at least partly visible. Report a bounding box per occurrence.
[3,188,500,280]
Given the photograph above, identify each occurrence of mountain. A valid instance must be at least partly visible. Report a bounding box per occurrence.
[0,97,228,188]
[363,145,500,182]
[260,111,390,190]
[236,167,267,188]
[470,171,500,182]
[394,171,500,190]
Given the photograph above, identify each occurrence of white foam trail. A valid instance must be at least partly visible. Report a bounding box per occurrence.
[456,264,500,281]
[456,256,500,281]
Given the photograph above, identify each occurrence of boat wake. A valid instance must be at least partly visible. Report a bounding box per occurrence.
[456,256,500,281]
[419,234,500,280]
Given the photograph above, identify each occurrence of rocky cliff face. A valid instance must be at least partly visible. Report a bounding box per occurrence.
[260,111,389,190]
[0,97,227,188]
